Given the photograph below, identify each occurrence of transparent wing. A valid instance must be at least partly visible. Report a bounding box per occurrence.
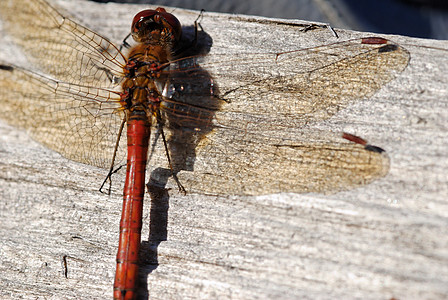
[186,129,390,195]
[160,38,409,130]
[0,0,126,87]
[147,124,390,195]
[149,38,407,195]
[211,38,409,126]
[0,0,409,195]
[0,64,125,168]
[0,0,128,168]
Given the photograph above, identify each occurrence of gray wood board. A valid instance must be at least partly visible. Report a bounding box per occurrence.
[0,0,447,299]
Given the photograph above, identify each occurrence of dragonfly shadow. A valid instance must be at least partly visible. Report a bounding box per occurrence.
[137,26,216,299]
[119,11,213,57]
[177,21,213,57]
[147,24,222,187]
[166,25,219,172]
[138,172,171,299]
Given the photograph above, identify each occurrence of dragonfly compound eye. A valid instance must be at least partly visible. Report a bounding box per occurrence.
[131,8,182,44]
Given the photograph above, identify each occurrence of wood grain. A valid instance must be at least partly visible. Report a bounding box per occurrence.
[0,0,447,299]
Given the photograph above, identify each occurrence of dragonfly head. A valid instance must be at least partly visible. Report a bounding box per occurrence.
[131,8,182,46]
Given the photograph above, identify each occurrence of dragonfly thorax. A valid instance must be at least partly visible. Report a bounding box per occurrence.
[120,46,170,114]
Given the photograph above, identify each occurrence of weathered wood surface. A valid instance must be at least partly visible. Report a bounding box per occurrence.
[0,0,447,299]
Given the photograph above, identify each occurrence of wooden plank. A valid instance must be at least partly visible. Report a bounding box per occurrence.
[0,0,447,299]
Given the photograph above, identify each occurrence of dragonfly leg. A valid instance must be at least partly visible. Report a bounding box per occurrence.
[99,116,127,194]
[173,9,205,57]
[100,165,124,195]
[119,32,132,52]
[191,9,205,48]
[157,122,187,195]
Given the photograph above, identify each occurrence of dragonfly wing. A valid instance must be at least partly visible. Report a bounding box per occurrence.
[201,38,410,128]
[0,64,126,169]
[158,62,224,132]
[0,0,125,87]
[147,125,389,195]
[152,40,403,195]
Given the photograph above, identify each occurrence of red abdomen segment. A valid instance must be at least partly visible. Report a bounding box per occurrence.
[114,116,151,299]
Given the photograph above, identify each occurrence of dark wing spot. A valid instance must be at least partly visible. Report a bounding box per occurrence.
[378,44,398,53]
[0,64,14,71]
[365,145,385,153]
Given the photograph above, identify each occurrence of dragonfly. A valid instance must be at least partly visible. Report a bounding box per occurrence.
[0,0,410,299]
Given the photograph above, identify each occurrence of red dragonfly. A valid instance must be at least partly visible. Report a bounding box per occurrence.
[0,0,410,298]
